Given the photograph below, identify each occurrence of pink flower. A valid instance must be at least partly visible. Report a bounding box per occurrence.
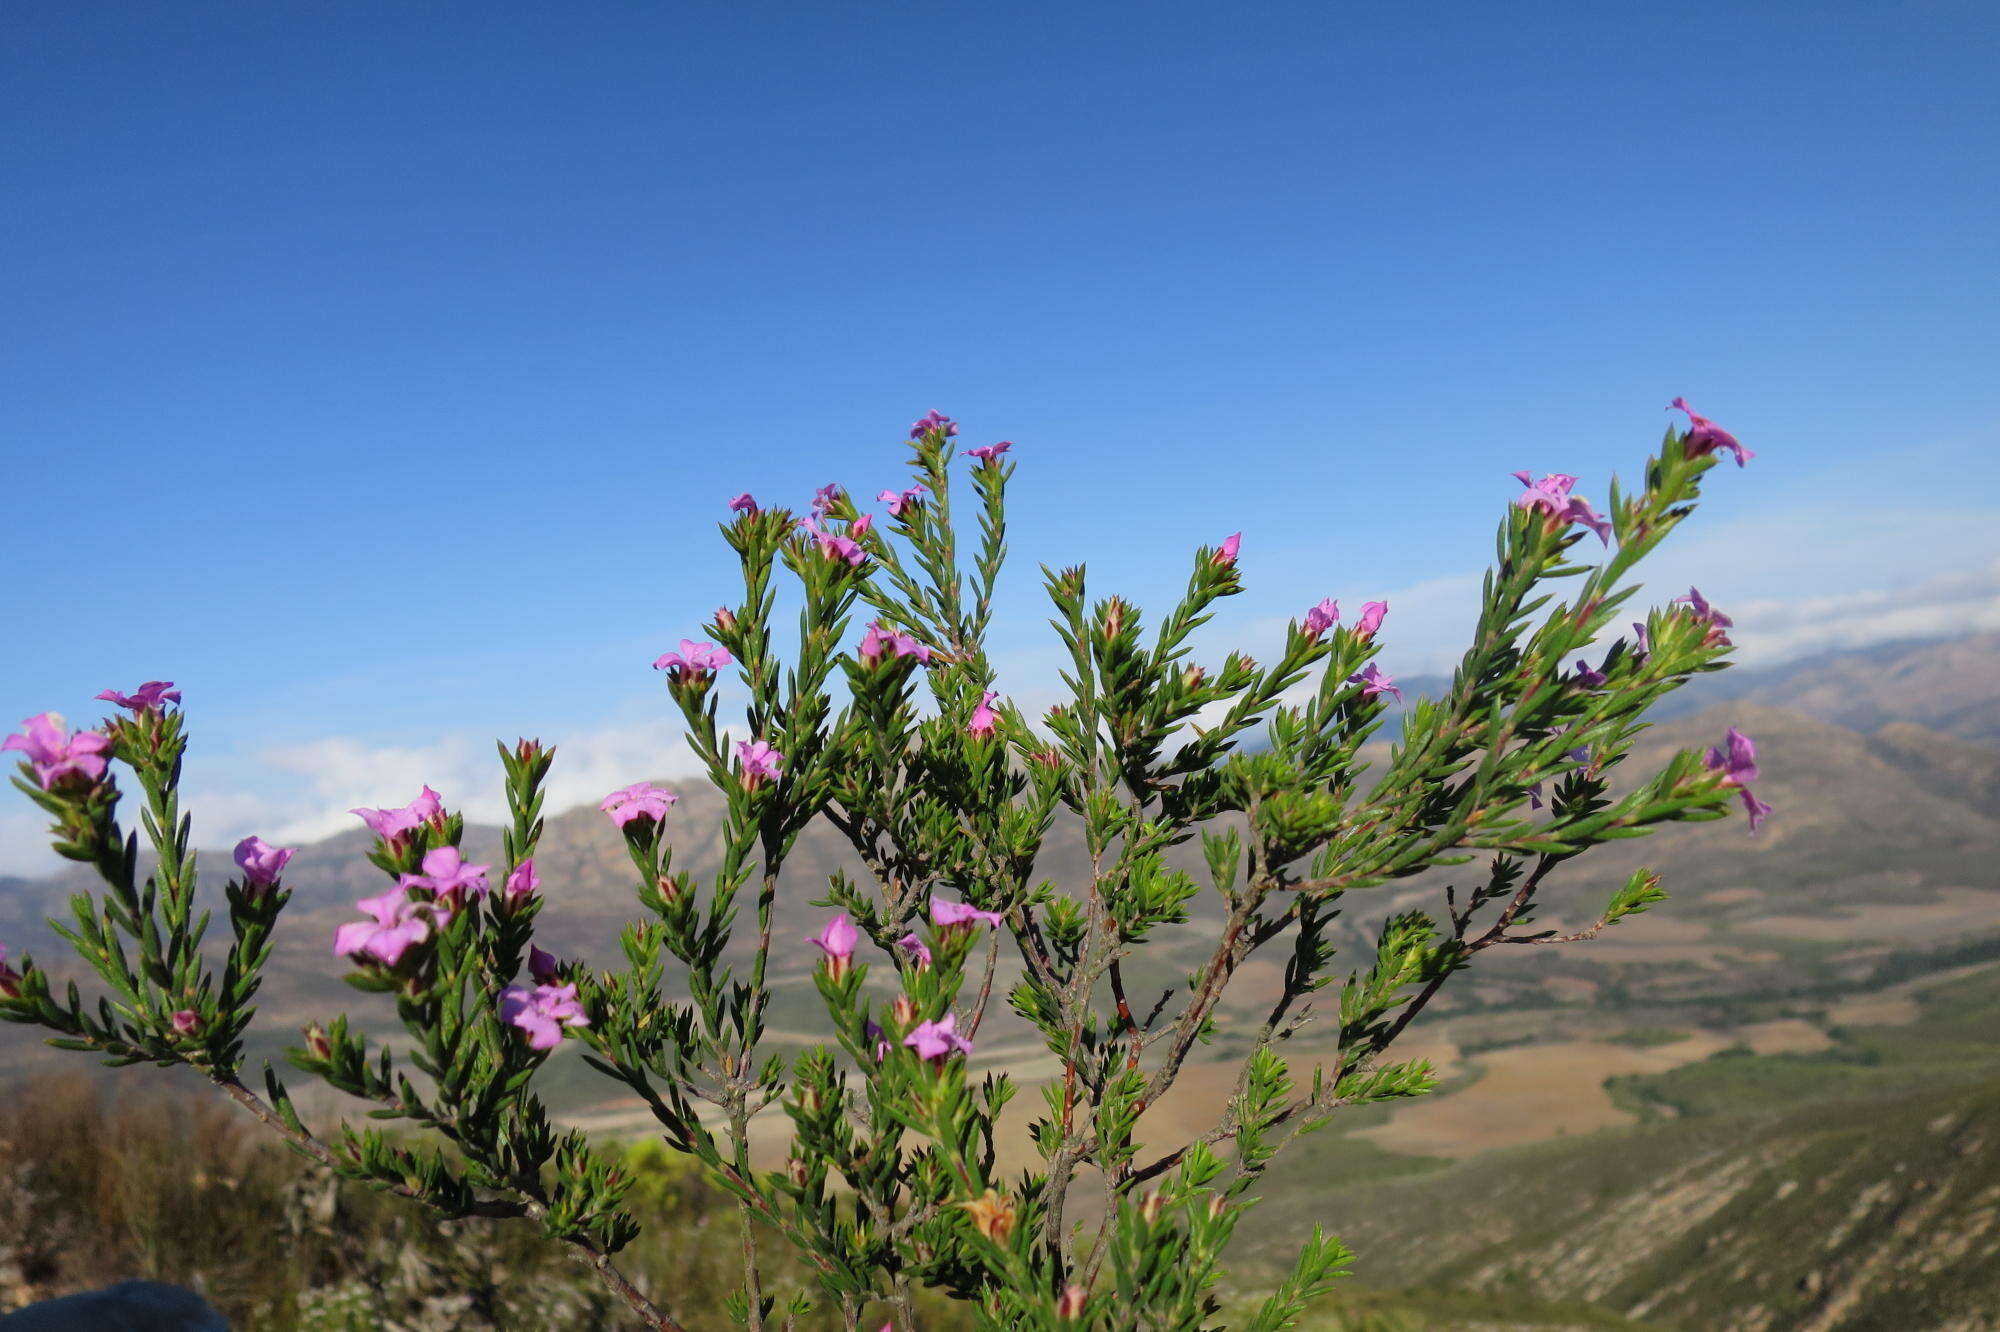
[728,492,760,515]
[171,1010,200,1037]
[1355,601,1388,640]
[903,1013,972,1063]
[878,485,928,517]
[499,982,590,1050]
[860,621,932,665]
[601,782,678,829]
[911,410,958,440]
[333,890,438,967]
[1348,663,1402,702]
[965,441,1011,462]
[1512,472,1613,544]
[1672,586,1734,647]
[931,896,1006,932]
[896,932,933,968]
[810,483,843,519]
[654,639,734,677]
[814,529,867,567]
[1703,727,1771,831]
[505,858,540,900]
[94,681,181,714]
[3,714,111,790]
[349,786,444,842]
[233,836,295,893]
[400,845,491,905]
[1302,598,1340,639]
[1571,660,1608,689]
[738,739,783,788]
[1213,532,1242,567]
[967,691,999,737]
[1669,398,1753,467]
[809,913,858,979]
[528,944,561,984]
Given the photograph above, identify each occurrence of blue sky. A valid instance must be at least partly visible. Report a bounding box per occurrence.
[3,1,1997,868]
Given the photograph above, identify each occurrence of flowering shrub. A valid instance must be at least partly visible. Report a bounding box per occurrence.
[3,401,1762,1330]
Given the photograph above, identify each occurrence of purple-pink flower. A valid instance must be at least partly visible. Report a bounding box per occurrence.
[967,691,999,737]
[728,492,760,515]
[528,944,561,985]
[1213,532,1242,568]
[400,845,491,905]
[860,621,932,665]
[1672,586,1735,647]
[601,782,678,829]
[1348,663,1402,702]
[1355,601,1388,640]
[903,1013,972,1063]
[3,714,112,791]
[808,913,858,979]
[1571,659,1608,689]
[350,786,444,843]
[878,485,928,517]
[965,441,1011,462]
[810,483,844,519]
[499,982,590,1050]
[932,896,1006,932]
[911,410,958,440]
[333,890,439,968]
[1703,727,1772,832]
[896,932,933,968]
[1512,472,1613,544]
[654,639,734,677]
[1302,598,1340,639]
[739,739,783,788]
[95,681,181,714]
[1669,398,1753,467]
[233,836,295,892]
[505,858,540,900]
[815,529,867,567]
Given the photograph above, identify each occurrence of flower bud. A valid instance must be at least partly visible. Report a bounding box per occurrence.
[656,875,684,907]
[1138,1190,1164,1223]
[171,1009,200,1037]
[786,1157,809,1187]
[1182,665,1205,690]
[890,994,919,1028]
[959,1189,1016,1242]
[303,1024,331,1060]
[1057,1284,1089,1320]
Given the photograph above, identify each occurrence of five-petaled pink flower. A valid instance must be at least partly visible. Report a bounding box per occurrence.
[1669,398,1753,467]
[1302,598,1340,639]
[903,1013,972,1063]
[95,681,181,714]
[1213,532,1242,567]
[1672,586,1734,647]
[601,782,678,829]
[333,890,440,967]
[728,492,759,515]
[1348,663,1403,702]
[812,527,867,567]
[1354,601,1388,640]
[350,786,444,842]
[965,441,1011,462]
[860,621,932,665]
[505,858,540,900]
[896,933,933,968]
[808,913,858,979]
[1703,727,1772,832]
[400,845,491,905]
[654,639,733,677]
[967,691,999,737]
[3,714,112,791]
[738,739,783,788]
[1512,472,1613,544]
[233,836,294,893]
[878,485,928,517]
[499,982,590,1050]
[911,410,958,440]
[932,896,1006,932]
